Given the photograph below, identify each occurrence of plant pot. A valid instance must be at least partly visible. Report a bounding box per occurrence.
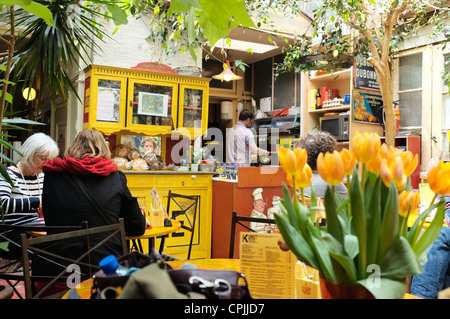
[319,274,374,299]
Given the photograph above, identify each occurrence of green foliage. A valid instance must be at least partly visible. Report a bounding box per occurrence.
[275,0,450,87]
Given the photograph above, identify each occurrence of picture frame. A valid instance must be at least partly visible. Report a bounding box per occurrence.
[137,92,169,117]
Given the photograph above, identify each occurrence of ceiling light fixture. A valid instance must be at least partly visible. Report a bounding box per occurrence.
[212,60,243,81]
[22,87,36,101]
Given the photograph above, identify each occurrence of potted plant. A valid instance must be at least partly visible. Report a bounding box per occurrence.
[275,132,447,299]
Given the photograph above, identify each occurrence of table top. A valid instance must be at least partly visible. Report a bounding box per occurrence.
[126,220,181,240]
[62,258,420,299]
[28,220,181,239]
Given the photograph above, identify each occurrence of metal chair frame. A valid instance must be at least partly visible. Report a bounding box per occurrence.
[229,210,276,258]
[20,219,127,299]
[161,190,200,260]
[0,222,88,299]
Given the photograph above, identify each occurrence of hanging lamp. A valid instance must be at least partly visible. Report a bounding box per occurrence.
[212,60,242,81]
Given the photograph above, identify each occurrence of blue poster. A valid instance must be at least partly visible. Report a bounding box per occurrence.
[353,90,383,123]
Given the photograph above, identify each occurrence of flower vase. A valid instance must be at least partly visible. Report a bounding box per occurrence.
[319,275,375,299]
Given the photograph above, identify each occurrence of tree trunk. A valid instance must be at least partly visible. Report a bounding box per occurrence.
[373,61,395,147]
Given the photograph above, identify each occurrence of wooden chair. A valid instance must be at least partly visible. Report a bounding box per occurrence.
[229,211,276,258]
[20,219,127,299]
[0,222,88,299]
[160,190,200,260]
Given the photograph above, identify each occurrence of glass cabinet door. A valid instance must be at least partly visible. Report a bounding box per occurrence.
[96,79,122,123]
[179,85,207,137]
[127,79,178,135]
[83,74,127,134]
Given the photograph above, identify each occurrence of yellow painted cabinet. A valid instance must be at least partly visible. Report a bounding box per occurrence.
[83,64,210,137]
[125,172,213,260]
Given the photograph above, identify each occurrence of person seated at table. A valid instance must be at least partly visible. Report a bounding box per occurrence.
[410,157,450,298]
[295,131,348,200]
[0,133,59,265]
[34,129,146,297]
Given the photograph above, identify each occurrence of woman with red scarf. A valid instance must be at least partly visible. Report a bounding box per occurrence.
[35,129,146,297]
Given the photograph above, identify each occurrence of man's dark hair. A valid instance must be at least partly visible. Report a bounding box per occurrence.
[239,109,254,121]
[296,131,337,170]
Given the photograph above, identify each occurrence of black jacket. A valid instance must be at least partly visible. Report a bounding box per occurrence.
[35,170,146,276]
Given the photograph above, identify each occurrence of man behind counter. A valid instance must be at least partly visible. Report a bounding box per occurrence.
[226,109,269,168]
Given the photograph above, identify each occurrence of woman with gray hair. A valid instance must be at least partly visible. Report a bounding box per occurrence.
[0,133,59,226]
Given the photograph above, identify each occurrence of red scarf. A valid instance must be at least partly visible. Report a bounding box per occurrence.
[43,155,117,176]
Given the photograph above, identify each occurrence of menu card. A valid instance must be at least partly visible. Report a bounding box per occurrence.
[239,232,296,299]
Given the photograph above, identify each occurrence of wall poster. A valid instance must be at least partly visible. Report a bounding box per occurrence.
[353,89,383,124]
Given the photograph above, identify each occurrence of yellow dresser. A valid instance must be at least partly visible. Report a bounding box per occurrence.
[125,171,213,260]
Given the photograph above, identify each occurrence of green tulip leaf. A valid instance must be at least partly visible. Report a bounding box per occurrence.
[323,233,357,284]
[324,186,344,244]
[359,277,407,299]
[366,176,381,266]
[344,234,359,260]
[412,202,446,259]
[274,213,320,270]
[380,237,422,278]
[349,168,366,278]
[378,181,399,262]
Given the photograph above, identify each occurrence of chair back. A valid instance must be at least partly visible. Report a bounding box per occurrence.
[20,218,127,299]
[165,190,200,260]
[0,221,87,299]
[229,211,276,258]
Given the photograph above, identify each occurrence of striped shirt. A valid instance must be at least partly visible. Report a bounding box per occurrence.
[0,167,42,225]
[226,122,255,167]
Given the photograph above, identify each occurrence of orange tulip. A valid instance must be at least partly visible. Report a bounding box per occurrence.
[279,147,307,177]
[317,151,345,186]
[339,148,357,176]
[296,164,313,189]
[398,191,420,218]
[352,132,381,164]
[286,164,313,190]
[399,151,418,177]
[428,161,450,195]
[391,156,407,192]
[366,153,382,175]
[380,156,407,191]
[380,158,392,188]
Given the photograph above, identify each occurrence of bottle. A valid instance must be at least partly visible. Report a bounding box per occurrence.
[99,255,129,276]
[315,90,322,109]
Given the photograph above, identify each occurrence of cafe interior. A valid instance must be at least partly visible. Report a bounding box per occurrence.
[0,10,449,303]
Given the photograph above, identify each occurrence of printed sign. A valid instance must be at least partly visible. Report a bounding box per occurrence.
[354,54,380,91]
[240,232,296,299]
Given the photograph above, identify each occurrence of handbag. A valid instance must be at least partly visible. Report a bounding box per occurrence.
[90,250,253,299]
[168,268,252,299]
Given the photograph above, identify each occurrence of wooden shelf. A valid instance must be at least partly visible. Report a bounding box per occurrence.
[309,105,350,114]
[309,69,352,82]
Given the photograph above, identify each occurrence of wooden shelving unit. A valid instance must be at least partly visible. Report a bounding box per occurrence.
[301,68,384,150]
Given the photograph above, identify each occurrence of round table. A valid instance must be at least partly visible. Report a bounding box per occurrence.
[127,220,181,253]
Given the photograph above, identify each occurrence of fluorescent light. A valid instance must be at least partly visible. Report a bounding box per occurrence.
[212,39,278,54]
